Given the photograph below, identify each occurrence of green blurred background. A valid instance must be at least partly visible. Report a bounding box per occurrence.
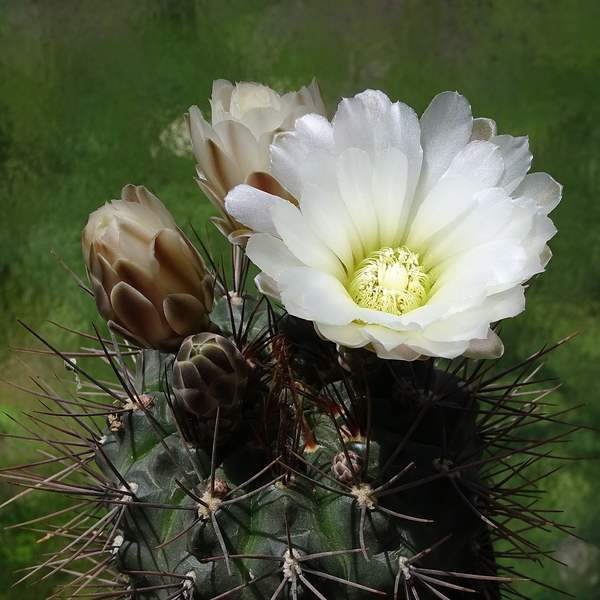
[1,0,599,598]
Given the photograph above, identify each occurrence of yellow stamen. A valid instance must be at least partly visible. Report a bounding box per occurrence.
[348,246,431,315]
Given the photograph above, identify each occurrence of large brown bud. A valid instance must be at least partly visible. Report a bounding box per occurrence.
[172,332,248,445]
[83,185,214,352]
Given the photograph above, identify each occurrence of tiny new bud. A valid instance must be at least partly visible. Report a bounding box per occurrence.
[332,450,363,485]
[211,478,229,499]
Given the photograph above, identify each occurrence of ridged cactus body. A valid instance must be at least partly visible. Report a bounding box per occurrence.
[90,296,514,600]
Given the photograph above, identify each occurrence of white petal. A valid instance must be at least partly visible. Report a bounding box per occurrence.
[372,147,410,247]
[297,148,381,266]
[271,113,334,199]
[354,302,448,331]
[490,134,532,193]
[378,100,423,200]
[424,187,513,267]
[213,120,263,174]
[464,329,504,359]
[333,91,423,199]
[433,239,526,293]
[406,175,477,253]
[359,325,410,350]
[422,308,490,342]
[512,172,562,214]
[428,269,491,312]
[270,201,347,280]
[441,140,504,191]
[315,321,369,349]
[493,198,537,244]
[225,185,281,236]
[470,117,497,141]
[480,286,525,321]
[187,105,216,150]
[245,234,305,280]
[336,148,380,252]
[235,106,286,140]
[254,272,281,301]
[277,267,360,325]
[332,92,391,156]
[364,326,469,359]
[506,220,555,283]
[299,181,357,271]
[368,340,423,361]
[417,91,474,198]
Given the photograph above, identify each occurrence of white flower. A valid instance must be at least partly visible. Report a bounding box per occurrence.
[186,79,327,243]
[225,90,561,360]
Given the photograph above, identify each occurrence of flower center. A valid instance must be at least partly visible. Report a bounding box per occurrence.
[348,246,431,316]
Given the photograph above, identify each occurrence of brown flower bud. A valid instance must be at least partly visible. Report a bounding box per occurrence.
[211,478,229,499]
[83,185,214,352]
[172,332,248,444]
[331,450,363,485]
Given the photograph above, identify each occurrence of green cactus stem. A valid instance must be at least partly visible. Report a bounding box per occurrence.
[1,296,580,600]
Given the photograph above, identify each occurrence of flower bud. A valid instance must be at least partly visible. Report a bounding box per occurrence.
[186,79,327,243]
[331,450,363,485]
[172,332,248,445]
[83,185,214,352]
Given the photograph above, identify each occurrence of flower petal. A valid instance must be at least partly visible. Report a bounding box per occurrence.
[245,233,305,281]
[164,293,210,336]
[406,175,477,253]
[213,120,264,174]
[225,184,281,236]
[464,328,504,359]
[513,172,562,214]
[490,134,532,193]
[336,148,380,253]
[254,272,282,301]
[110,281,166,341]
[441,140,504,191]
[470,117,497,141]
[424,187,513,267]
[315,321,369,349]
[271,113,334,199]
[417,91,474,198]
[432,239,526,294]
[372,147,411,247]
[270,200,347,280]
[277,267,360,325]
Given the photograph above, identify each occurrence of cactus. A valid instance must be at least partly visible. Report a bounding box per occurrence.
[3,290,576,600]
[2,81,575,599]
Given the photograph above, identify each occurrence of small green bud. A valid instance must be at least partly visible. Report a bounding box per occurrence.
[172,332,247,444]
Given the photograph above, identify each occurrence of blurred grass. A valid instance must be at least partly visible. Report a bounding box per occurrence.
[1,0,599,598]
